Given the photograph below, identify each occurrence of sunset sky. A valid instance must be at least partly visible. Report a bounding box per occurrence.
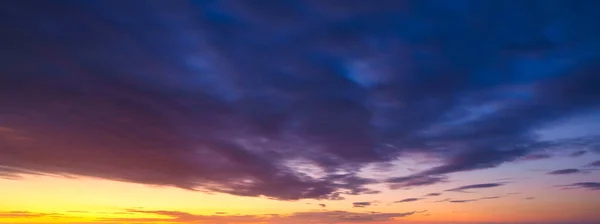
[1,0,600,224]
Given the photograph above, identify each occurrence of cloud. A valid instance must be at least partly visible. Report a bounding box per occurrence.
[0,211,62,218]
[585,160,600,167]
[547,169,583,175]
[448,196,501,203]
[395,198,423,203]
[478,196,501,200]
[424,193,442,197]
[570,150,587,157]
[519,153,553,161]
[449,199,476,203]
[387,175,447,189]
[1,0,600,201]
[319,204,326,208]
[524,197,536,200]
[556,182,600,191]
[352,202,372,208]
[432,198,451,203]
[100,209,416,223]
[446,183,506,193]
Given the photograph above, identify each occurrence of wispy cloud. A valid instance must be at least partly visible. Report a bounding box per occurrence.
[448,196,502,203]
[353,202,372,208]
[570,150,587,157]
[556,182,600,191]
[0,211,63,218]
[446,183,506,193]
[585,160,600,167]
[424,193,442,197]
[96,209,417,223]
[547,169,584,175]
[395,198,424,203]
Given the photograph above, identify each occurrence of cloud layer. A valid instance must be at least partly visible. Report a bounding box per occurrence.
[1,0,600,201]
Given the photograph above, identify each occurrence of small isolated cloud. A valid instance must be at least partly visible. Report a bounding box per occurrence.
[395,198,423,203]
[445,183,506,193]
[387,175,447,189]
[319,204,326,208]
[424,193,442,197]
[448,196,501,203]
[524,197,536,200]
[520,154,553,161]
[585,160,600,167]
[556,182,600,191]
[547,169,583,175]
[478,196,501,200]
[353,202,372,208]
[570,150,587,157]
[432,198,451,203]
[449,199,476,203]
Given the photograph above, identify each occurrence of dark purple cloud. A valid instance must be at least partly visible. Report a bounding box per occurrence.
[448,196,501,203]
[352,202,372,208]
[387,175,447,189]
[570,150,587,157]
[556,182,600,191]
[424,193,442,197]
[449,199,476,203]
[1,0,600,201]
[395,198,423,203]
[586,160,600,167]
[519,153,553,161]
[446,183,506,193]
[547,169,583,175]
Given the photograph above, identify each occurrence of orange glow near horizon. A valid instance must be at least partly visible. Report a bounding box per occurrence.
[2,173,599,224]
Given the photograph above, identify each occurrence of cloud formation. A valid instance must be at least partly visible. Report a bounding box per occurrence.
[395,198,423,203]
[586,160,600,167]
[449,196,501,203]
[1,0,600,201]
[0,211,62,218]
[98,209,416,223]
[353,202,372,208]
[446,183,506,193]
[547,169,583,175]
[424,193,442,197]
[570,150,587,157]
[556,182,600,191]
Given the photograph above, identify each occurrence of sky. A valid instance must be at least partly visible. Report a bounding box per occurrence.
[0,0,600,224]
